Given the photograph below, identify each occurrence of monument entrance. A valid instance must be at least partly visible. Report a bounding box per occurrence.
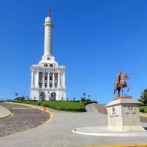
[51,92,56,101]
[40,92,45,101]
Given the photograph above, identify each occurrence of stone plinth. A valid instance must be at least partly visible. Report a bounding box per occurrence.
[106,98,145,132]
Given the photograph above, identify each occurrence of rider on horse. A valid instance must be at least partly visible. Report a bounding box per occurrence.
[114,71,130,96]
[114,71,122,94]
[117,71,122,84]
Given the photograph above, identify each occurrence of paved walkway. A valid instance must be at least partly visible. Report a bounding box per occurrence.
[93,103,107,114]
[0,103,147,147]
[0,105,11,119]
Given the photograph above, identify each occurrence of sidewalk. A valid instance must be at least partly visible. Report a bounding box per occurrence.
[0,105,11,120]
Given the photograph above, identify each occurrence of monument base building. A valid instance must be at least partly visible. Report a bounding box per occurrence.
[30,10,66,101]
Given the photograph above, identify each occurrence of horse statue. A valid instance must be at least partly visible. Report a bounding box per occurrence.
[114,71,130,97]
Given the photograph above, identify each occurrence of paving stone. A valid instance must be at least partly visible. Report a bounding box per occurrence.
[0,103,50,137]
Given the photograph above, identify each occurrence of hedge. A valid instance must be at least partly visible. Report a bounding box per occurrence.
[13,100,86,112]
[140,109,145,113]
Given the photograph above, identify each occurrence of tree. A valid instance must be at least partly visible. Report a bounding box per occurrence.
[140,89,147,104]
[20,96,25,101]
[83,92,86,98]
[15,97,20,100]
[81,97,85,101]
[15,93,18,98]
[86,95,91,101]
[88,95,91,98]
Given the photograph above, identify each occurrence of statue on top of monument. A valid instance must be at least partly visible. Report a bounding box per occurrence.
[47,9,51,17]
[114,71,130,97]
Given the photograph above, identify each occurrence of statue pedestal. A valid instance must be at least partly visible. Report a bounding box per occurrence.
[106,97,145,132]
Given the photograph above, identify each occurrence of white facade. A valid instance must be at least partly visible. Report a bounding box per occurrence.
[30,14,66,101]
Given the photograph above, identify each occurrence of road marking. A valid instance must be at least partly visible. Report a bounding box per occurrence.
[87,145,147,147]
[140,114,147,118]
[0,106,11,120]
[0,102,54,138]
[39,108,54,126]
[92,103,98,112]
[11,108,36,109]
[4,102,38,109]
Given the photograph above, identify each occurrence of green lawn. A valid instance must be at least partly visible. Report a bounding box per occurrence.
[41,101,83,108]
[13,100,91,112]
[139,106,147,113]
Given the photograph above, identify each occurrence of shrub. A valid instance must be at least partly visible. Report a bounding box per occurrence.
[13,100,87,112]
[140,89,147,104]
[29,100,38,102]
[140,109,145,113]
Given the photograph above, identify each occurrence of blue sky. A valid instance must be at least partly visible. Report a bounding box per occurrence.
[0,0,147,103]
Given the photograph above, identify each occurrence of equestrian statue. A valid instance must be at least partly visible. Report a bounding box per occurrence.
[114,71,130,97]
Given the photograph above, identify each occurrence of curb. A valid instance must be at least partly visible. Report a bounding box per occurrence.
[140,114,147,118]
[92,103,98,113]
[4,102,38,109]
[87,145,147,147]
[0,106,11,120]
[72,127,147,137]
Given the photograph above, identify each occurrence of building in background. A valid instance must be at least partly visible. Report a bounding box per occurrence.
[30,10,66,101]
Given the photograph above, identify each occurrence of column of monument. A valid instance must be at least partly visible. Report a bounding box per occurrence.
[31,71,34,87]
[48,72,50,88]
[63,73,65,87]
[58,72,60,88]
[44,9,53,56]
[36,72,39,87]
[52,73,55,88]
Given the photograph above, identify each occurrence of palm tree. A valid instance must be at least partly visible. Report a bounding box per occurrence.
[88,95,90,98]
[82,92,86,102]
[83,92,86,98]
[15,93,18,98]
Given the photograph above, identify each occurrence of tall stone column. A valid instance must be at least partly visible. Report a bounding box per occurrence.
[52,73,55,88]
[36,72,39,88]
[58,72,60,88]
[44,14,53,56]
[31,71,34,87]
[42,72,45,88]
[61,74,63,88]
[48,72,50,88]
[63,73,65,87]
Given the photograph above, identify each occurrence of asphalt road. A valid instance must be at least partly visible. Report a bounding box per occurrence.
[0,103,50,137]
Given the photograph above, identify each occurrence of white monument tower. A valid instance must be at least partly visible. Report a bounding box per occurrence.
[30,10,66,101]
